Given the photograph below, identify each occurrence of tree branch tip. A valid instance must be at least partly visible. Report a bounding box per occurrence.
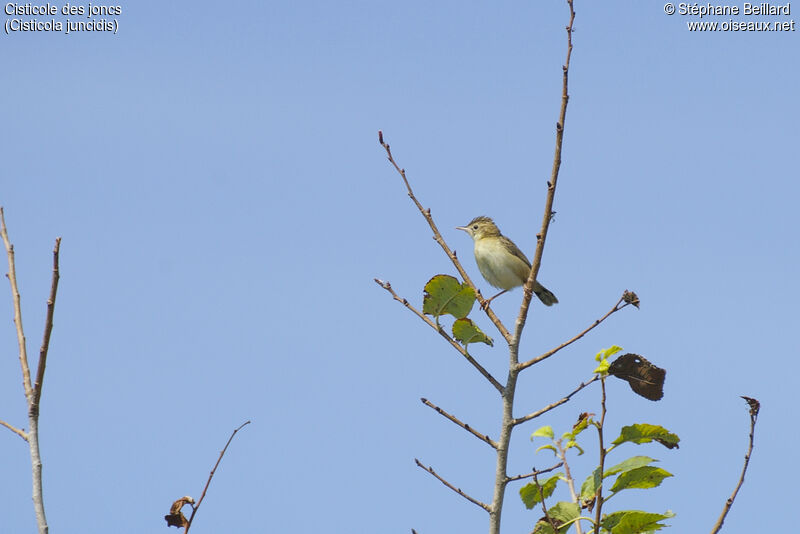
[373,278,390,289]
[378,130,384,143]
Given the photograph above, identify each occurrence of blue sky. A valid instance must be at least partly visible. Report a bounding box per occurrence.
[1,1,797,532]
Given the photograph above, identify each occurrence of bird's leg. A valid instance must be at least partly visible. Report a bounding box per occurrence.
[480,289,508,310]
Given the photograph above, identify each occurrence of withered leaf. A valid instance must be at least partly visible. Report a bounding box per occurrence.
[608,353,665,401]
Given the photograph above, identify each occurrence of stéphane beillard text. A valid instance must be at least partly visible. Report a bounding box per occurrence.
[678,3,791,17]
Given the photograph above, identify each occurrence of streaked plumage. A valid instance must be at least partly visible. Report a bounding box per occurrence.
[456,216,558,307]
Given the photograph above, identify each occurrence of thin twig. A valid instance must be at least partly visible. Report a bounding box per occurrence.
[709,397,760,534]
[421,397,498,448]
[374,278,503,393]
[0,419,28,441]
[414,458,491,513]
[513,376,599,427]
[184,421,251,533]
[31,238,60,416]
[378,131,511,344]
[0,207,33,400]
[518,297,628,372]
[506,461,563,483]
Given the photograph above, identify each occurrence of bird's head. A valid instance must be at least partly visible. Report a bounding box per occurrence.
[456,216,502,241]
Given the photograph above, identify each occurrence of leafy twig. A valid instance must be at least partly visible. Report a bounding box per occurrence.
[592,378,608,533]
[534,471,560,533]
[374,278,503,393]
[555,439,583,534]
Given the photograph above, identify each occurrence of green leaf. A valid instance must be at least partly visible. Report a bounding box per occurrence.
[532,426,555,440]
[609,466,673,493]
[612,424,680,449]
[563,440,584,456]
[604,456,655,478]
[536,444,558,455]
[422,275,476,319]
[548,501,581,524]
[594,359,610,374]
[562,415,591,441]
[532,502,582,534]
[452,318,493,347]
[601,510,674,533]
[580,466,602,501]
[596,345,623,361]
[520,474,561,509]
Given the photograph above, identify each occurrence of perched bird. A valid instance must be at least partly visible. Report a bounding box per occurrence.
[456,216,558,308]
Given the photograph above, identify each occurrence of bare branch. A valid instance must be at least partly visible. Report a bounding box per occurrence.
[518,296,628,372]
[421,398,498,449]
[30,238,60,416]
[378,131,511,345]
[0,207,33,400]
[415,458,491,513]
[374,278,503,394]
[510,0,577,352]
[184,420,251,533]
[0,419,28,441]
[513,376,598,427]
[709,397,760,534]
[506,461,563,483]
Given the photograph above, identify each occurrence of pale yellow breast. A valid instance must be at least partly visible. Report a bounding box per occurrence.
[473,238,531,290]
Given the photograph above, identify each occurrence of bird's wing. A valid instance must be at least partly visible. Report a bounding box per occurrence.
[502,236,531,268]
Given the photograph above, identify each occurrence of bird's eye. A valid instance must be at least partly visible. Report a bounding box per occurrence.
[472,225,478,230]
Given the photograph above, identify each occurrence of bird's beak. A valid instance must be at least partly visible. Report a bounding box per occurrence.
[455,226,468,232]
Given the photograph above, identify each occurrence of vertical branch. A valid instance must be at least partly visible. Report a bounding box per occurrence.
[0,208,60,534]
[555,439,583,534]
[512,0,576,349]
[31,238,61,415]
[488,3,576,534]
[592,379,608,533]
[709,397,760,534]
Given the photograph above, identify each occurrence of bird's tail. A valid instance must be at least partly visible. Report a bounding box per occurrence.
[533,282,559,306]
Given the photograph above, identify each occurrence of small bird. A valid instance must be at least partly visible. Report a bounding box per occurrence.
[456,216,558,308]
